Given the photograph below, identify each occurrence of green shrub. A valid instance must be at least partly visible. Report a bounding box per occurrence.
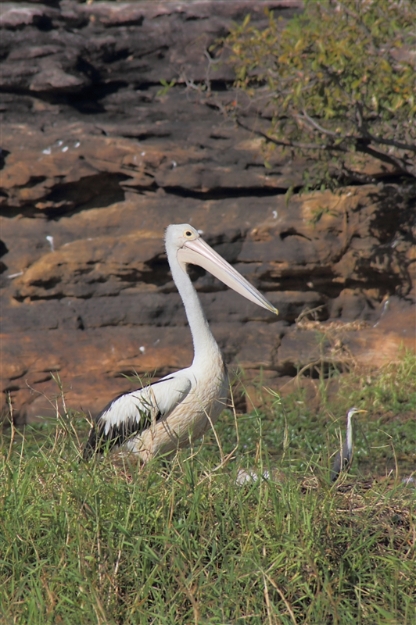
[224,0,416,187]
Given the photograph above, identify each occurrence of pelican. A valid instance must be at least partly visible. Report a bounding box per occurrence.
[83,224,278,463]
[331,407,367,481]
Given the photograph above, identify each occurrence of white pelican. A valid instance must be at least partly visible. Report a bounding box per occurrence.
[331,407,367,481]
[83,224,278,463]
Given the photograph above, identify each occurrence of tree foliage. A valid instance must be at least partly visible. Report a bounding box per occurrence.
[224,0,416,186]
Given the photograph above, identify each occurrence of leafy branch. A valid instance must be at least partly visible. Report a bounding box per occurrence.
[223,0,416,186]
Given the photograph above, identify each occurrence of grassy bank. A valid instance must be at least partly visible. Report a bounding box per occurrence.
[1,354,415,624]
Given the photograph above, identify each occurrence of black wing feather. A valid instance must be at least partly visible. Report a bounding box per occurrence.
[83,379,175,460]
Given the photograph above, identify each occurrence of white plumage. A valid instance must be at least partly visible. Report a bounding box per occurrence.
[83,224,278,463]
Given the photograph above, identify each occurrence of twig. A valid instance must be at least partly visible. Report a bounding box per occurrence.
[6,392,15,463]
[263,570,297,625]
[299,110,339,137]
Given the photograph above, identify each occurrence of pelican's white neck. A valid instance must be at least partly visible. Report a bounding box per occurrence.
[167,246,220,367]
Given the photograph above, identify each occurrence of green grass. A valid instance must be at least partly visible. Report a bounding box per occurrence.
[1,353,415,624]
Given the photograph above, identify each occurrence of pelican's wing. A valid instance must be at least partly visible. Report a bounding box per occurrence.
[83,374,192,458]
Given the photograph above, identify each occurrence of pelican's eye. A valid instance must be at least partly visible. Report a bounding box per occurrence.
[184,229,194,238]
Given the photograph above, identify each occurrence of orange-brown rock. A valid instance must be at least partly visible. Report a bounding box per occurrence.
[0,1,414,423]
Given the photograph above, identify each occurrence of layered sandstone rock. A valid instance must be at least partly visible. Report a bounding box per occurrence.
[0,1,414,422]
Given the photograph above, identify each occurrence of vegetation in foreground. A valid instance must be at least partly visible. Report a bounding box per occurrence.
[1,353,415,624]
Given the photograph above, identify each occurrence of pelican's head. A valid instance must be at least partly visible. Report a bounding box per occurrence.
[165,224,201,251]
[165,223,278,315]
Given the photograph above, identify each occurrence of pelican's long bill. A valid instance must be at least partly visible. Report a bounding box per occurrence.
[178,236,278,315]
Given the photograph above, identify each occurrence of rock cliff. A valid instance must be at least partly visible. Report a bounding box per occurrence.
[0,1,415,422]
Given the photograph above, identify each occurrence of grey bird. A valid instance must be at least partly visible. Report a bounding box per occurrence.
[331,407,367,482]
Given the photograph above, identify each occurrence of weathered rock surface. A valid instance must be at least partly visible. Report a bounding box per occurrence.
[0,1,415,422]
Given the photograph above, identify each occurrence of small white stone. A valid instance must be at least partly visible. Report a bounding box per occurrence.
[236,469,259,485]
[235,468,274,485]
